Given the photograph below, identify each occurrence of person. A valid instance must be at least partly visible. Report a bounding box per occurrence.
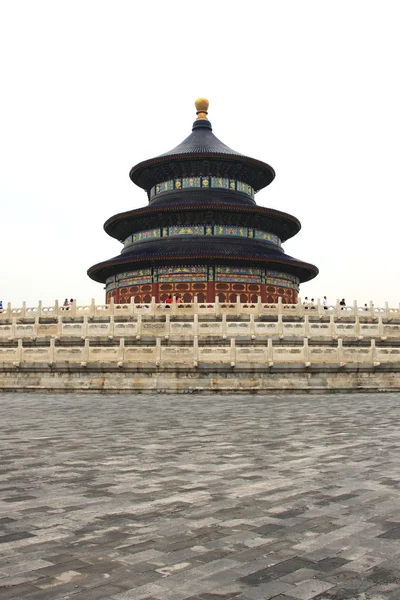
[165,294,173,307]
[310,298,316,309]
[62,298,70,311]
[303,297,309,309]
[340,298,346,310]
[364,303,369,311]
[176,294,182,304]
[322,296,328,309]
[0,300,3,313]
[69,298,74,306]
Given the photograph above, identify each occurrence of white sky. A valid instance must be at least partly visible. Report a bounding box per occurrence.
[1,1,399,307]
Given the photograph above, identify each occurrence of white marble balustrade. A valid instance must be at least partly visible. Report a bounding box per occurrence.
[1,298,400,322]
[1,314,400,342]
[1,338,400,367]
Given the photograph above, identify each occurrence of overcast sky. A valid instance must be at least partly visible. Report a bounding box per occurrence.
[1,1,399,307]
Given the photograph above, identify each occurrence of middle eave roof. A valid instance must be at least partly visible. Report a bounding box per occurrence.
[103,202,301,243]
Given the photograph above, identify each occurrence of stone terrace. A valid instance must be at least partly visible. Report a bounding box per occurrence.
[0,393,400,600]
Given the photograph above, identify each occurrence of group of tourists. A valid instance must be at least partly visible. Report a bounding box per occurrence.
[158,294,182,308]
[62,298,75,310]
[303,297,347,310]
[303,298,370,311]
[302,296,345,309]
[302,296,330,309]
[0,297,377,313]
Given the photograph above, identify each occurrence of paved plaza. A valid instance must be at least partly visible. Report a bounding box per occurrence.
[0,393,399,600]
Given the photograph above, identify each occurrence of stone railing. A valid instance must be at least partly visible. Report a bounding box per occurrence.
[1,298,400,322]
[1,338,399,368]
[1,315,400,341]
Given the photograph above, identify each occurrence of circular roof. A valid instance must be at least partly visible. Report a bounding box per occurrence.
[129,101,275,192]
[88,237,318,284]
[103,200,301,243]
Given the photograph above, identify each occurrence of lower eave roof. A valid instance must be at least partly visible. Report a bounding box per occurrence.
[88,237,318,284]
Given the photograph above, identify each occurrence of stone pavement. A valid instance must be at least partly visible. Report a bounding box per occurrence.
[0,393,399,600]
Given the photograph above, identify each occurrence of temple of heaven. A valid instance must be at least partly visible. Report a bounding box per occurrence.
[88,99,318,304]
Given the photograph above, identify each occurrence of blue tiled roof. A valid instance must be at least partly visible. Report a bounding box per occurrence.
[159,120,242,157]
[88,237,318,284]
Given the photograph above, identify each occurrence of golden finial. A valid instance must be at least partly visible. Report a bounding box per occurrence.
[195,97,209,120]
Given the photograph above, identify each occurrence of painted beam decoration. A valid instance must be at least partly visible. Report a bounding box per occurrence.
[123,227,281,248]
[150,177,255,200]
[105,267,300,305]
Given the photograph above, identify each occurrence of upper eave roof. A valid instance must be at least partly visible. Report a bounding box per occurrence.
[129,119,275,193]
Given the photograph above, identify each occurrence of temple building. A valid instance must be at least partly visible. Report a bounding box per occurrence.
[88,99,318,304]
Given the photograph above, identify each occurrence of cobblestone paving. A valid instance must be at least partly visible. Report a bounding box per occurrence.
[0,393,400,600]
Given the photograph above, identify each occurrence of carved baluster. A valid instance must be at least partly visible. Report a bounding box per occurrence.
[150,296,156,315]
[236,295,241,316]
[109,316,114,340]
[222,313,227,339]
[378,317,385,340]
[250,314,255,340]
[215,295,220,318]
[371,338,380,367]
[330,315,336,339]
[303,337,310,367]
[230,337,236,367]
[81,338,89,366]
[267,337,274,367]
[193,335,198,367]
[304,315,310,338]
[335,299,341,319]
[118,337,124,367]
[156,337,161,366]
[278,314,283,339]
[165,314,170,339]
[48,338,55,366]
[14,338,23,367]
[337,338,344,367]
[10,317,16,341]
[355,316,362,340]
[136,315,142,340]
[89,298,95,320]
[277,296,283,316]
